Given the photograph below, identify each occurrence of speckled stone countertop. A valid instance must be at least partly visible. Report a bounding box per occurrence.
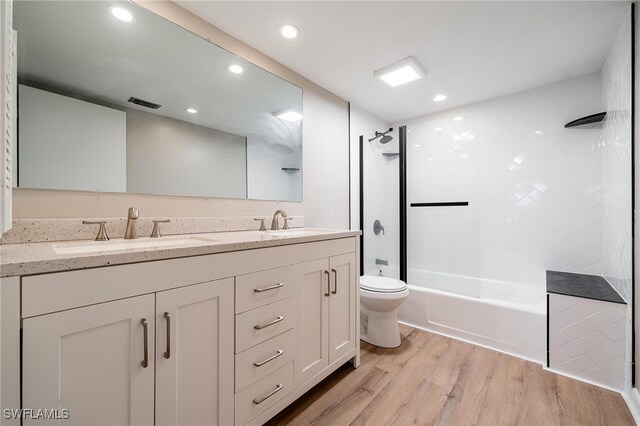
[0,229,360,278]
[546,270,626,304]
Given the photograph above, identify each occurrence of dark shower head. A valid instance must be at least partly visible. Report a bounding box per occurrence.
[368,128,394,144]
[379,134,393,144]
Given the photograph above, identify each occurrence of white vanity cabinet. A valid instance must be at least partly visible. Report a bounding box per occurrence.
[22,295,157,426]
[155,280,235,426]
[293,253,357,387]
[7,235,360,426]
[22,278,235,426]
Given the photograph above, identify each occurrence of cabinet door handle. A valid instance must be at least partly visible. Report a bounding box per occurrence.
[332,268,338,295]
[253,384,283,405]
[253,349,284,367]
[253,282,284,293]
[141,318,149,368]
[254,315,284,330]
[324,270,330,297]
[163,312,171,359]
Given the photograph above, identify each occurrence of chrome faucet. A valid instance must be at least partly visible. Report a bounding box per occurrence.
[270,210,288,231]
[125,207,139,239]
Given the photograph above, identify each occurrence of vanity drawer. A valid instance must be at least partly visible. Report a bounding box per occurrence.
[235,361,294,426]
[236,297,295,353]
[236,329,294,392]
[236,266,295,314]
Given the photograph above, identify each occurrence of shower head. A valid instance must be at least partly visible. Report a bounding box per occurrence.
[379,134,393,144]
[368,128,394,144]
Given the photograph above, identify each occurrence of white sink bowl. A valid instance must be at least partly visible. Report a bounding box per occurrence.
[53,237,217,255]
[264,229,312,237]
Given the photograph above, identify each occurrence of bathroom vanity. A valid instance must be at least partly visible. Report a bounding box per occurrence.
[0,229,360,425]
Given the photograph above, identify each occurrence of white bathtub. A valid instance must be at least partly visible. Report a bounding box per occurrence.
[397,269,546,363]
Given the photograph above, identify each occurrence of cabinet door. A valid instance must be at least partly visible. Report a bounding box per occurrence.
[329,253,357,363]
[294,258,330,387]
[23,295,155,426]
[155,279,234,426]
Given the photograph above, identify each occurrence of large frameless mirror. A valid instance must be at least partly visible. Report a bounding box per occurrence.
[13,1,303,202]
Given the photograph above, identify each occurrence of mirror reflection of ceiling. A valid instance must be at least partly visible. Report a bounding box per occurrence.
[13,0,303,149]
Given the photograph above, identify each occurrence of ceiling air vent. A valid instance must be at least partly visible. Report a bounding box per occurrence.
[128,97,161,109]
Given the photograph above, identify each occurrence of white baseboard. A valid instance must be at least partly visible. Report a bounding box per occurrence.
[399,320,544,366]
[543,366,621,393]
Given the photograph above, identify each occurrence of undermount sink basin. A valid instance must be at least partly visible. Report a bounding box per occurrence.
[53,237,217,255]
[264,229,312,237]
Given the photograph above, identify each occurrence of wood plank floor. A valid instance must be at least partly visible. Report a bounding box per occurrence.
[267,325,634,426]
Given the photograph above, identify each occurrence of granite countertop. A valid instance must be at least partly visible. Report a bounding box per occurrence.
[0,228,360,278]
[546,270,626,304]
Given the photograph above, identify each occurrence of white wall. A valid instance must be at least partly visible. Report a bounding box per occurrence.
[18,85,127,193]
[126,109,247,199]
[602,10,633,303]
[349,104,399,277]
[401,73,604,287]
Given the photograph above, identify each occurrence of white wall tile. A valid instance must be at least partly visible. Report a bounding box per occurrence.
[601,11,632,303]
[402,73,603,287]
[349,105,399,278]
[549,293,626,391]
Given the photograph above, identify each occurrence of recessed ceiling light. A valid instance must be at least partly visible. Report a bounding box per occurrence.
[274,107,303,123]
[186,108,198,114]
[452,116,463,122]
[433,94,447,102]
[279,24,299,39]
[374,57,426,88]
[110,6,134,23]
[228,64,244,74]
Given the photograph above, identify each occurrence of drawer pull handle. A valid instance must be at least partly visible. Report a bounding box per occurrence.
[253,384,283,405]
[324,270,330,297]
[332,268,338,295]
[253,282,284,293]
[164,312,171,359]
[254,316,284,330]
[141,318,149,368]
[253,350,284,367]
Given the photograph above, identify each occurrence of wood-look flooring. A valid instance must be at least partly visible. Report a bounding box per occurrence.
[267,325,634,426]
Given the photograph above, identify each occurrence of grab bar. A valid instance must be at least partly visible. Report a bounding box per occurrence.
[410,202,468,207]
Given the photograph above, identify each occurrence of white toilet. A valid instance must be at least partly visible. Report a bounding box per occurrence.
[360,275,409,348]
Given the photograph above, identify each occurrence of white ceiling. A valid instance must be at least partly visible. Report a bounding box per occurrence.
[178,1,630,123]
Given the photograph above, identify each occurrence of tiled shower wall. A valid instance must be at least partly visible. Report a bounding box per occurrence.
[601,10,632,303]
[350,105,399,277]
[404,73,604,287]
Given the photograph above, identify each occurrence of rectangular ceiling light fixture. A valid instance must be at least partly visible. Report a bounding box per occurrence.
[274,107,303,123]
[374,56,426,88]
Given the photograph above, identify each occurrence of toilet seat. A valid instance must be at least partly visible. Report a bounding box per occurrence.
[360,275,407,293]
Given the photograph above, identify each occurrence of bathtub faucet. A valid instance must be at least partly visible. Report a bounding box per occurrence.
[376,258,389,266]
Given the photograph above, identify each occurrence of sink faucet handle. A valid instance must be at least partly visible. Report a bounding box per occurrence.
[150,219,171,238]
[82,220,110,241]
[283,218,293,230]
[254,218,267,231]
[128,207,139,219]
